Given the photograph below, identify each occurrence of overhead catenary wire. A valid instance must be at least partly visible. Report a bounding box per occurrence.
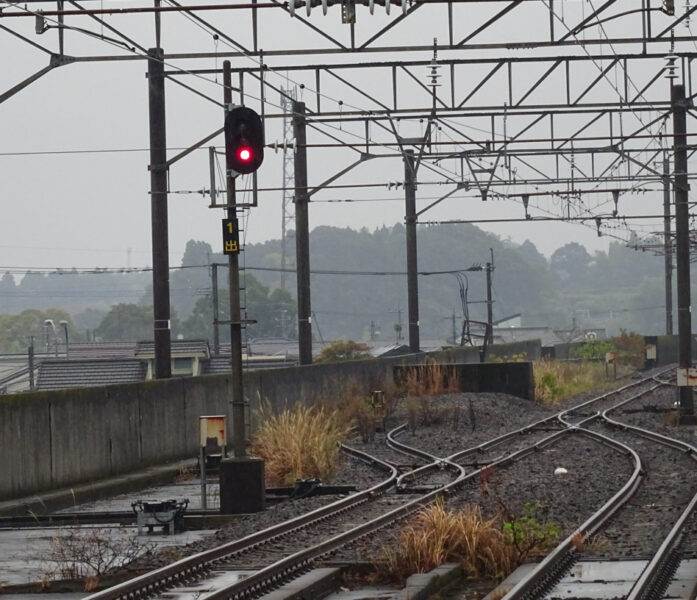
[2,0,692,256]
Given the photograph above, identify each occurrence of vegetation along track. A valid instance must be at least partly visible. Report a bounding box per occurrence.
[504,373,697,600]
[83,371,680,600]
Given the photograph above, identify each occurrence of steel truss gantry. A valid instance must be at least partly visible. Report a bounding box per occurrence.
[2,0,697,381]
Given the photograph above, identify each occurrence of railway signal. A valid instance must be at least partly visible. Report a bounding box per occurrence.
[224,105,264,175]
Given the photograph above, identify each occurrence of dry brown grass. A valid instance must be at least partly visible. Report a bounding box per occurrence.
[533,359,628,406]
[342,395,378,442]
[250,403,352,486]
[375,501,515,583]
[570,531,584,551]
[403,360,460,398]
[579,532,613,554]
[173,463,196,483]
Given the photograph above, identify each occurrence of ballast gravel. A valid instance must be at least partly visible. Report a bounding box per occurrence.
[121,381,697,577]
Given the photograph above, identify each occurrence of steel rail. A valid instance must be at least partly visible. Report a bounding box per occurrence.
[602,388,697,600]
[387,423,466,489]
[199,374,669,600]
[84,370,668,600]
[396,373,667,489]
[500,378,673,600]
[502,374,697,600]
[83,444,397,600]
[502,420,644,600]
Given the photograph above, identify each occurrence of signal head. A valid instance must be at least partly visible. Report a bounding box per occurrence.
[224,106,264,175]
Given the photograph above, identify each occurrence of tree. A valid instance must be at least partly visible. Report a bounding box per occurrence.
[315,340,372,363]
[96,304,178,341]
[179,273,297,343]
[0,308,75,353]
[179,295,216,341]
[550,242,593,287]
[181,240,213,267]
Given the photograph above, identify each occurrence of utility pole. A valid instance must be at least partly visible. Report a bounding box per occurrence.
[486,249,494,347]
[293,100,313,365]
[147,47,171,379]
[223,62,246,459]
[218,61,265,515]
[28,336,35,391]
[211,262,220,355]
[404,149,420,353]
[663,153,674,336]
[671,83,695,423]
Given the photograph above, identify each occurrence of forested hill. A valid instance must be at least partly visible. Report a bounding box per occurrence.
[243,223,668,341]
[0,223,673,349]
[245,223,554,341]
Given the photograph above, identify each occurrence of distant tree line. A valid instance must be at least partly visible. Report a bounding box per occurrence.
[0,224,684,353]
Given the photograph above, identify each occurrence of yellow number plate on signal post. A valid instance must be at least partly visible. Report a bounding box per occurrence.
[222,218,240,255]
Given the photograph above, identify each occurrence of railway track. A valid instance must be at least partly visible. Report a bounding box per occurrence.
[82,369,697,600]
[504,374,697,600]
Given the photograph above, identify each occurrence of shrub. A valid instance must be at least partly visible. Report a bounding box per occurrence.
[250,403,352,486]
[41,527,151,590]
[573,339,615,361]
[611,330,645,368]
[502,503,561,564]
[315,340,372,363]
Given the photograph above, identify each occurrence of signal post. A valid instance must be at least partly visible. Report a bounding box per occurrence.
[218,60,266,514]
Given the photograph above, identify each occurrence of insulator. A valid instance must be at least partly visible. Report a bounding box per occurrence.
[665,54,679,79]
[385,0,390,15]
[289,0,296,16]
[35,13,48,34]
[402,0,407,14]
[322,0,328,14]
[369,0,374,13]
[306,0,311,16]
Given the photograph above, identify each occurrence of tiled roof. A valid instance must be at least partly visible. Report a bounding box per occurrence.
[202,355,295,374]
[135,339,210,358]
[36,359,147,391]
[203,356,232,374]
[67,342,138,359]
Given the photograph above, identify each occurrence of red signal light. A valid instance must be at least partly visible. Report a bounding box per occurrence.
[225,106,264,174]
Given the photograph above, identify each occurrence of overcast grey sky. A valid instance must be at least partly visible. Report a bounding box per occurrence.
[0,0,687,272]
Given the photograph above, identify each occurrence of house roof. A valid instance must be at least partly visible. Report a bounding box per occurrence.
[135,339,210,359]
[67,342,138,360]
[36,359,147,391]
[202,354,296,374]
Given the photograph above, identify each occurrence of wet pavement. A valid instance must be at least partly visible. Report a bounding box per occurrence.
[0,476,220,587]
[0,524,216,586]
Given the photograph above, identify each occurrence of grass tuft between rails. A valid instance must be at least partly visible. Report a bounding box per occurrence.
[375,500,562,584]
[375,501,516,583]
[250,403,352,486]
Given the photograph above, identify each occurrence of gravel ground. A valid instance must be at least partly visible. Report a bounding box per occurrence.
[115,377,697,584]
[331,432,634,563]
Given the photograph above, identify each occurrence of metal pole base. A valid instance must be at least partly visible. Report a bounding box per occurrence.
[219,457,266,514]
[678,387,696,425]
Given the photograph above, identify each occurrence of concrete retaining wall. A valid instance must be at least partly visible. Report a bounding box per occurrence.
[0,344,537,501]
